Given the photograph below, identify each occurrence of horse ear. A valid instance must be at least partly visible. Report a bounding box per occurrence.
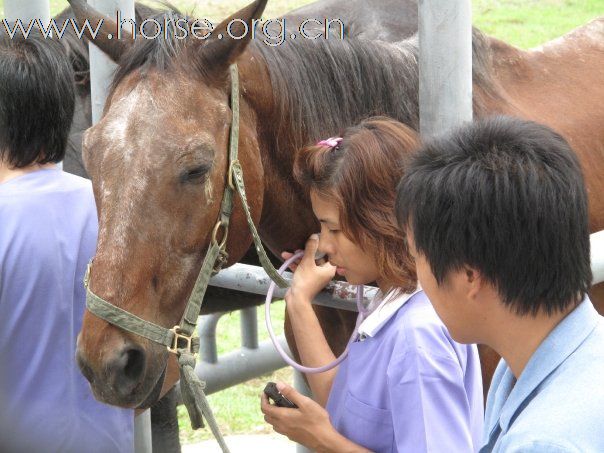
[67,0,133,63]
[198,0,268,73]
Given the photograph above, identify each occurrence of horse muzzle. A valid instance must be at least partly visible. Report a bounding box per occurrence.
[75,333,165,408]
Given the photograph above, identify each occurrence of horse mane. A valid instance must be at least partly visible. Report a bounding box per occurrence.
[254,28,503,153]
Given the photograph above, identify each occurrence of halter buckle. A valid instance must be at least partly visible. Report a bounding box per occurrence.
[167,326,193,354]
[211,219,229,249]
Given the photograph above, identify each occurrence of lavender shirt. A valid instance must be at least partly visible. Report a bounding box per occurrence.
[0,169,133,452]
[326,290,483,452]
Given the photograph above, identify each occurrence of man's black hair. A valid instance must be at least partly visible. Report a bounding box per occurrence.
[0,29,75,167]
[396,116,591,316]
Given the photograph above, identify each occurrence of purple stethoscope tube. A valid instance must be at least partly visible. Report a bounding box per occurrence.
[265,250,367,374]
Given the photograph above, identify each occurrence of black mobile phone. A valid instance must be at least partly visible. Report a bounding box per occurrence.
[263,382,298,408]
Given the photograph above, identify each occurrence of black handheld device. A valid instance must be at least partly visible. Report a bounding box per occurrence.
[263,382,298,408]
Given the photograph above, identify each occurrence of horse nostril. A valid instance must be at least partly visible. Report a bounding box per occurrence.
[76,350,95,384]
[123,348,145,381]
[109,345,146,397]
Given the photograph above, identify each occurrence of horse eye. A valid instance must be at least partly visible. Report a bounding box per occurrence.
[181,165,210,183]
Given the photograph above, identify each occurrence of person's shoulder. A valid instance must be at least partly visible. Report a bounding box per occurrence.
[0,170,92,201]
[51,172,95,207]
[56,171,93,192]
[552,319,604,386]
[390,291,473,367]
[396,291,456,353]
[505,358,604,451]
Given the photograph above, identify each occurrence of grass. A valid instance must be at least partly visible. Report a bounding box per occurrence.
[0,0,602,444]
[473,0,604,48]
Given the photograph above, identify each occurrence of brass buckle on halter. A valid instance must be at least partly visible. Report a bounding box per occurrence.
[167,326,193,354]
[211,219,229,249]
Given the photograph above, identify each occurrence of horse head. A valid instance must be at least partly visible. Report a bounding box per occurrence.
[70,0,268,408]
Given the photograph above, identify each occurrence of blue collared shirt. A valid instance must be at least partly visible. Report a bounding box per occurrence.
[0,169,134,452]
[481,297,604,452]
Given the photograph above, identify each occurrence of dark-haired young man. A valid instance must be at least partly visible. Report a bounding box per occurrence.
[0,31,133,451]
[396,116,604,452]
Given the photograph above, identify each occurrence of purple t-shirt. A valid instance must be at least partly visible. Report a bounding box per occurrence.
[0,168,134,452]
[326,290,484,452]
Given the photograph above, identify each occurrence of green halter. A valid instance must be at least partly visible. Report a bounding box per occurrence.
[83,64,289,451]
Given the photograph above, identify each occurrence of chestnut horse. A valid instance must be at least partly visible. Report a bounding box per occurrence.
[60,1,419,449]
[70,0,604,411]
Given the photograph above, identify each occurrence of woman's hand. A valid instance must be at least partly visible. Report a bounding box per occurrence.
[260,382,338,451]
[281,234,336,306]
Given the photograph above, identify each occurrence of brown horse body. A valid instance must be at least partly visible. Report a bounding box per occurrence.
[70,0,604,409]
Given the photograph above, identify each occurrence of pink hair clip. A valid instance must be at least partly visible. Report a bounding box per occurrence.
[317,137,343,148]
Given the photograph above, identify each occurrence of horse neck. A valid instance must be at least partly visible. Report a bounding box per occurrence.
[237,50,319,255]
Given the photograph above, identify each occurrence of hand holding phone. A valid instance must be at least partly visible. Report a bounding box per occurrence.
[263,382,298,408]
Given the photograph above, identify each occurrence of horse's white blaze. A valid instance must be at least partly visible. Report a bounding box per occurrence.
[105,85,147,163]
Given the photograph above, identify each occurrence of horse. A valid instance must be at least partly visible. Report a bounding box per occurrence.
[59,1,420,450]
[67,0,604,421]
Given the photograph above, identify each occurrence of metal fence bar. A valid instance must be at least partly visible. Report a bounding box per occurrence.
[419,0,473,137]
[196,337,290,395]
[174,335,290,401]
[198,312,225,364]
[241,306,259,349]
[210,264,378,311]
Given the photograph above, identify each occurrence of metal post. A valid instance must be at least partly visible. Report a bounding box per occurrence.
[592,231,604,285]
[419,0,473,137]
[134,410,152,453]
[240,306,259,349]
[198,312,226,364]
[4,0,50,23]
[88,0,135,124]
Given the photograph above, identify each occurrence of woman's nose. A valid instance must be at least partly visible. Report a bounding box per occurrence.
[315,233,327,259]
[317,233,335,256]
